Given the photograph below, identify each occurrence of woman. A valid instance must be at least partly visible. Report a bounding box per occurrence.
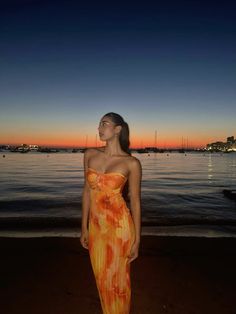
[80,112,142,314]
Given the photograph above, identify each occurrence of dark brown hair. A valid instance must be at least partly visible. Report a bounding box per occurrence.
[103,112,131,202]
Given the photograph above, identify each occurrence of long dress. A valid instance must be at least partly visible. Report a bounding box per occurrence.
[86,167,135,314]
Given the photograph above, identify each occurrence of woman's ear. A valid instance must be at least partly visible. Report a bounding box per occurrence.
[115,125,122,135]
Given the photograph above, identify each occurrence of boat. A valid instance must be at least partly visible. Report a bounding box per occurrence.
[136,148,149,153]
[222,189,236,201]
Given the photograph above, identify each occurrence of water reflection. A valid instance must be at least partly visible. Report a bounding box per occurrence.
[208,154,213,183]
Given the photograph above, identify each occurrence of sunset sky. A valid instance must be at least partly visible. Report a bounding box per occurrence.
[0,0,235,148]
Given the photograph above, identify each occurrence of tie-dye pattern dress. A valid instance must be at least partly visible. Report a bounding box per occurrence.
[86,167,136,314]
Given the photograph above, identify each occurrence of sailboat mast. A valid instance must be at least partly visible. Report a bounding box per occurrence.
[154,130,157,149]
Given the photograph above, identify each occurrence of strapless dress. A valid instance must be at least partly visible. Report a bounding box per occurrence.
[86,167,135,314]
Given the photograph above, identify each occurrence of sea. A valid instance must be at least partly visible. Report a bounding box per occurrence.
[0,150,236,238]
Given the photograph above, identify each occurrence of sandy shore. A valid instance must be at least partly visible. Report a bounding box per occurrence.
[0,235,236,314]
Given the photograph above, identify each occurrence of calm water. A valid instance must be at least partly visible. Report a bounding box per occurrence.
[0,151,236,237]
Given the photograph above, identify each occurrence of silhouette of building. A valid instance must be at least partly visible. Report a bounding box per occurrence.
[206,136,236,152]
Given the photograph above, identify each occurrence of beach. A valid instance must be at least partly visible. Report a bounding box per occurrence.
[0,235,235,314]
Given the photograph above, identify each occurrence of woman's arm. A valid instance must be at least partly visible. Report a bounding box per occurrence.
[128,157,142,245]
[81,148,91,233]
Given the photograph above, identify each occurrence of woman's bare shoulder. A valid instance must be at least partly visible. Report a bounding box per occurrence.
[128,156,142,171]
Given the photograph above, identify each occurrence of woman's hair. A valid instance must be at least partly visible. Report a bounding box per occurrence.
[102,112,131,202]
[103,112,131,155]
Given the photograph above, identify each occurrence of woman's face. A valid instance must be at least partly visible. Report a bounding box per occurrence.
[98,116,120,141]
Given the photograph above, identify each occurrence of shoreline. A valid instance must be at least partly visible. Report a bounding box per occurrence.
[0,226,236,238]
[0,216,236,238]
[1,216,236,226]
[0,235,236,314]
[0,224,236,238]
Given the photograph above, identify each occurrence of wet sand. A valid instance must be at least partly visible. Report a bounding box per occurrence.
[0,235,235,314]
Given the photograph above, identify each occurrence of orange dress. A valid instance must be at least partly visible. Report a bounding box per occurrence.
[86,167,135,314]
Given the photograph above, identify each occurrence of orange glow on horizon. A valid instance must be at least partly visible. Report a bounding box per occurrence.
[0,135,214,149]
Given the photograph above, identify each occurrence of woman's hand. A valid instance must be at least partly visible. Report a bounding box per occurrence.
[127,241,140,264]
[80,228,89,250]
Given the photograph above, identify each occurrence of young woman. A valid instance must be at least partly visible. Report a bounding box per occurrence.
[80,112,142,313]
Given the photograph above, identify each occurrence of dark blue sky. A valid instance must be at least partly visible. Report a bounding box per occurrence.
[1,0,235,148]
